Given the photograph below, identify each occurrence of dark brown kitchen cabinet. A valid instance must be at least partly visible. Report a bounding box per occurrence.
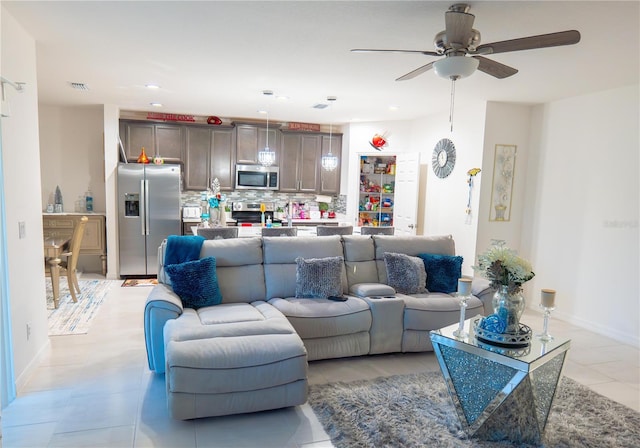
[280,133,321,192]
[235,124,279,165]
[119,120,183,162]
[319,134,342,194]
[210,128,235,191]
[184,126,235,191]
[184,126,211,191]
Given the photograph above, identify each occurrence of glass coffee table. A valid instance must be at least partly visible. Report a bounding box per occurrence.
[430,316,571,444]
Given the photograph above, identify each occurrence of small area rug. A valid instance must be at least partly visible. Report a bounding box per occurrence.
[121,278,158,287]
[308,371,640,448]
[47,278,115,335]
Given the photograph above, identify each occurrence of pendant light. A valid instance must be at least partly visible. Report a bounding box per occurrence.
[258,112,276,167]
[321,123,339,171]
[321,96,338,171]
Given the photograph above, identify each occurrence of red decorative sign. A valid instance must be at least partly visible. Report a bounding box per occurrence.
[146,112,196,122]
[287,122,321,132]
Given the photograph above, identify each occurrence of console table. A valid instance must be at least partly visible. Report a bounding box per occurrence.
[42,213,107,275]
[430,317,570,444]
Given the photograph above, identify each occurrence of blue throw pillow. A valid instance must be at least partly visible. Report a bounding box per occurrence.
[417,253,463,294]
[164,257,222,309]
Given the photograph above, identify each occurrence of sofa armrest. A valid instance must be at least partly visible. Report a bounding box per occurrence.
[471,277,495,315]
[144,284,184,373]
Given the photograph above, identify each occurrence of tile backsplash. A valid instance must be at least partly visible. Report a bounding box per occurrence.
[181,191,346,213]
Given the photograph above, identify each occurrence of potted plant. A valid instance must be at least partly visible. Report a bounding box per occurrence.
[318,202,329,218]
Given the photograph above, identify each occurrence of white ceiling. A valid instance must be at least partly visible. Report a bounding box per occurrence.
[4,1,638,124]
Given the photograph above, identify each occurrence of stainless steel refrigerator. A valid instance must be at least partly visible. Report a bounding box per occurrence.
[118,163,181,276]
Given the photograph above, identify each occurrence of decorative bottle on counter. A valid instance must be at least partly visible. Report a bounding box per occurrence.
[85,188,93,212]
[137,147,150,164]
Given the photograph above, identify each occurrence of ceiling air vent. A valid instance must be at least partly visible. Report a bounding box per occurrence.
[312,103,328,109]
[68,82,90,91]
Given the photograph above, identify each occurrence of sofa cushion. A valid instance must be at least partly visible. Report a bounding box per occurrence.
[295,256,344,299]
[373,235,456,283]
[165,257,222,309]
[384,252,428,294]
[263,235,347,299]
[342,235,379,287]
[268,296,371,339]
[417,253,463,293]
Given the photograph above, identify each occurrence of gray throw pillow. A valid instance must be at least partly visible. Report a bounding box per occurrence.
[295,256,344,299]
[384,252,428,294]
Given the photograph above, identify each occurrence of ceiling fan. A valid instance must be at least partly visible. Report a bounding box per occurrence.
[351,3,581,82]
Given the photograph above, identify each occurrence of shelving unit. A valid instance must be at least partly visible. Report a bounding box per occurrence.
[358,155,396,227]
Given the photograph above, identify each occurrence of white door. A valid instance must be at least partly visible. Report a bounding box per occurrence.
[394,153,421,235]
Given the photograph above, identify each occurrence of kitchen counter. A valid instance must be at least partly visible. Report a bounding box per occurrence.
[43,211,106,216]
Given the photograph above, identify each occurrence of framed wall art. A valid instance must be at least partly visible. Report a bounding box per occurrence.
[489,144,517,221]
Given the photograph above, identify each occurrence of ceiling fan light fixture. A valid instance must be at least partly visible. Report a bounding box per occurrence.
[433,55,479,80]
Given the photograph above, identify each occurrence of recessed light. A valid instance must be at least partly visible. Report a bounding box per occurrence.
[276,96,289,101]
[145,84,160,89]
[150,102,163,107]
[257,109,268,114]
[389,105,400,111]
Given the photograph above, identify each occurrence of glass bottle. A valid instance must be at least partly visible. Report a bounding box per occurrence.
[137,147,150,164]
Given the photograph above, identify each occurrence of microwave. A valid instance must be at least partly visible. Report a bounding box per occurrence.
[235,164,279,190]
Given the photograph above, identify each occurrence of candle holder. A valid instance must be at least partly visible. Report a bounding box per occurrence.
[536,304,555,341]
[536,289,556,341]
[453,278,472,339]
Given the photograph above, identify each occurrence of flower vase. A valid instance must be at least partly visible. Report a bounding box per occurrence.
[209,207,221,227]
[492,285,525,333]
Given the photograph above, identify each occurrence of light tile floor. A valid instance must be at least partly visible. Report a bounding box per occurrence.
[3,276,638,447]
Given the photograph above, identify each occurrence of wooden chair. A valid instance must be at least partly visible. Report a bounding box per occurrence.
[196,227,239,239]
[316,225,353,236]
[46,216,88,303]
[360,226,395,235]
[261,227,298,237]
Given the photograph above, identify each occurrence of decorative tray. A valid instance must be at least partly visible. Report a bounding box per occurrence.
[473,317,532,348]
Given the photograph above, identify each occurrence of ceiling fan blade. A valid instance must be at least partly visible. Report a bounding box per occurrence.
[445,10,475,47]
[395,61,436,81]
[473,56,518,79]
[351,48,440,56]
[476,30,581,55]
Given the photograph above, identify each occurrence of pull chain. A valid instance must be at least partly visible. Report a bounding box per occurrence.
[449,77,457,133]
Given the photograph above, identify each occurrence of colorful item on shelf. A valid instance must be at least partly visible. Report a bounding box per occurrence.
[153,156,164,165]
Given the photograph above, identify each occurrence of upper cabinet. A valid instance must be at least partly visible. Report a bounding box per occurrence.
[120,120,183,162]
[184,126,235,191]
[280,131,342,193]
[235,124,279,165]
[319,134,342,195]
[280,133,316,192]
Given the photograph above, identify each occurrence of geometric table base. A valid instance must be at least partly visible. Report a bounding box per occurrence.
[431,322,569,445]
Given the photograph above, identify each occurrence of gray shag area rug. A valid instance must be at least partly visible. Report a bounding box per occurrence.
[308,371,640,448]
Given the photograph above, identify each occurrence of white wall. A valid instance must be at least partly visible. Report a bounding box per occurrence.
[39,105,105,213]
[1,8,50,391]
[476,102,532,255]
[345,100,487,276]
[522,85,639,345]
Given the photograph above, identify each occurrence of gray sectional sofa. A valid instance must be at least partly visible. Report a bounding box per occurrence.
[144,234,493,420]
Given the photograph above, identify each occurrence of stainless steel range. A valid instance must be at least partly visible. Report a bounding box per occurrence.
[231,201,281,226]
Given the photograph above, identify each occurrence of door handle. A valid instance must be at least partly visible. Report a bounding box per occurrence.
[140,180,146,236]
[144,179,150,235]
[408,224,415,229]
